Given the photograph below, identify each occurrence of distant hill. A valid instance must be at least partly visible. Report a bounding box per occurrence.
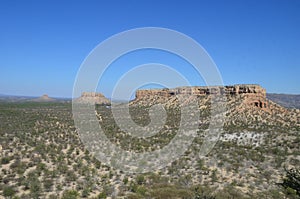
[30,94,56,102]
[267,93,300,109]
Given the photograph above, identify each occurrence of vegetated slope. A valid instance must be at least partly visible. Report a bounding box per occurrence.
[267,93,300,109]
[126,85,300,197]
[0,87,299,198]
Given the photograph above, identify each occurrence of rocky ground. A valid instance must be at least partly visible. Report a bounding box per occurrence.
[0,87,299,198]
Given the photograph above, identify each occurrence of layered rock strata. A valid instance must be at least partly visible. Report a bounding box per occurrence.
[134,84,267,108]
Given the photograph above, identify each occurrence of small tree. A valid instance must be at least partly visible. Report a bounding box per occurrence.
[281,168,300,197]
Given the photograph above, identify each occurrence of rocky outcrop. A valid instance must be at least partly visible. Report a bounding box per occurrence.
[133,84,268,109]
[75,92,110,105]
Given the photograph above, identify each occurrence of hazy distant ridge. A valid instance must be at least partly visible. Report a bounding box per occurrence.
[267,93,300,109]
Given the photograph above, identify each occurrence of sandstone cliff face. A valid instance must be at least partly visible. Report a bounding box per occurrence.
[75,92,110,105]
[133,84,267,109]
[136,85,266,97]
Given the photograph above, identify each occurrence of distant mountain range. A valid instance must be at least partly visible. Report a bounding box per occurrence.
[0,94,34,102]
[0,94,70,103]
[267,93,300,109]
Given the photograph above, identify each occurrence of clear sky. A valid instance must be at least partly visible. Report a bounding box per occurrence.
[1,0,300,98]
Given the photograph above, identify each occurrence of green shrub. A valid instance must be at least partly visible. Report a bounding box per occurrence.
[136,175,145,185]
[3,186,16,197]
[97,192,107,199]
[62,190,79,199]
[1,156,11,164]
[281,168,300,198]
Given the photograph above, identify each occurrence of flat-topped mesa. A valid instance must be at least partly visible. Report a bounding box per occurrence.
[75,92,110,105]
[135,84,267,108]
[136,84,266,97]
[81,92,106,98]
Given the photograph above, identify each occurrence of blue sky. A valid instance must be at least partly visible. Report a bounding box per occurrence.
[0,0,300,98]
